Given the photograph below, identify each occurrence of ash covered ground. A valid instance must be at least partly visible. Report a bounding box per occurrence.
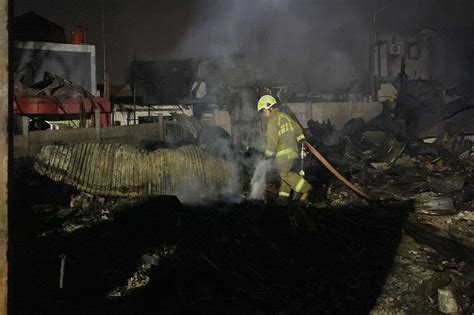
[7,162,474,314]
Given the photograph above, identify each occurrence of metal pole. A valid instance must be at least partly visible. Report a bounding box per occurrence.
[95,109,101,142]
[372,0,389,101]
[0,0,9,312]
[59,254,66,289]
[101,0,106,83]
[376,32,381,79]
[133,50,137,125]
[368,32,375,100]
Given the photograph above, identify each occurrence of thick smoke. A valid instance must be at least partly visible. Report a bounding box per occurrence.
[226,87,265,152]
[172,1,373,202]
[175,173,208,205]
[174,154,242,205]
[174,0,370,92]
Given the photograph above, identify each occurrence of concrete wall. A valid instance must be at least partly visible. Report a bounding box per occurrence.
[14,101,383,158]
[14,121,166,157]
[0,0,8,313]
[212,102,383,134]
[287,101,383,130]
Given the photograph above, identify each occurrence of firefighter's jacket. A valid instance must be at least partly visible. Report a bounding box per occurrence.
[264,109,305,162]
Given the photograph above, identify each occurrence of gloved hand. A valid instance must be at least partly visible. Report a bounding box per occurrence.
[298,139,308,148]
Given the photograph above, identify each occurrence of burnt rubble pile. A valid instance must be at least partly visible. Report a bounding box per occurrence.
[302,81,474,314]
[396,80,474,138]
[11,180,473,314]
[307,80,474,212]
[9,191,410,314]
[8,79,474,313]
[14,71,90,98]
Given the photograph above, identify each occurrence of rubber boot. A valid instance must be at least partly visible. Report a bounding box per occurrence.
[299,192,309,202]
[299,190,311,203]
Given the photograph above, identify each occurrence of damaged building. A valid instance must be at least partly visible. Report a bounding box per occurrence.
[1,0,474,314]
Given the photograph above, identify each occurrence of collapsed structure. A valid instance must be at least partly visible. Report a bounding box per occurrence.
[34,143,239,202]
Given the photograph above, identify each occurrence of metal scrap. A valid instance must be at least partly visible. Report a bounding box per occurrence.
[34,143,240,202]
[414,192,457,216]
[15,71,90,98]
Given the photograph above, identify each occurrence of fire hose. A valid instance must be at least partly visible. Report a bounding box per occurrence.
[304,142,371,200]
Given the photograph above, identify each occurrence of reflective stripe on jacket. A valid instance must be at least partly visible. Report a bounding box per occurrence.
[264,109,305,161]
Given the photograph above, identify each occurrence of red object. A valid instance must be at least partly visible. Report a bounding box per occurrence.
[14,97,111,127]
[306,142,371,200]
[14,76,112,127]
[71,26,85,44]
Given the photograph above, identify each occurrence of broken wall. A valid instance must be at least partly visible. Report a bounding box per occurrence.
[374,31,445,81]
[287,101,383,130]
[14,41,97,93]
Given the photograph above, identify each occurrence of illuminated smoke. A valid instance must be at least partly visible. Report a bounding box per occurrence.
[174,0,368,92]
[249,158,273,200]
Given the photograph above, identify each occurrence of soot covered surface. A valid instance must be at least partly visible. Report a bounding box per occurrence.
[9,179,408,315]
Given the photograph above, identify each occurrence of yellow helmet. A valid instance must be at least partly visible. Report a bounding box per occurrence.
[257,95,277,111]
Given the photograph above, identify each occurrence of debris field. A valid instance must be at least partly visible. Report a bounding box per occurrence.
[8,80,474,314]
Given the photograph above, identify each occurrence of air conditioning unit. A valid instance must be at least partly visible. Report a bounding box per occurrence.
[390,43,402,55]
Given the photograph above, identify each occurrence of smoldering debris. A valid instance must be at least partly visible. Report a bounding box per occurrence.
[7,185,409,314]
[34,143,240,203]
[305,80,474,211]
[414,192,457,216]
[15,71,91,98]
[292,78,474,313]
[170,112,203,138]
[197,126,234,159]
[10,129,474,315]
[9,181,474,314]
[11,67,474,314]
[395,80,474,138]
[107,244,178,299]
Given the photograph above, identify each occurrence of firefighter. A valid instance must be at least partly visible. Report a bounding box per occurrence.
[257,95,312,202]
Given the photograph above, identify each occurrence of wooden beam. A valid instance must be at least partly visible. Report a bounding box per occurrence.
[0,0,8,313]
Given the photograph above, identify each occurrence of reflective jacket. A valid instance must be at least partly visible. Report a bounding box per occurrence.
[264,109,305,162]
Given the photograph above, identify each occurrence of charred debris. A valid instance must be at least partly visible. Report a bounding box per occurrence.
[9,77,474,314]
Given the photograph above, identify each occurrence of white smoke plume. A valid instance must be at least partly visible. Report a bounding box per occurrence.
[173,0,369,92]
[249,158,273,200]
[169,0,371,202]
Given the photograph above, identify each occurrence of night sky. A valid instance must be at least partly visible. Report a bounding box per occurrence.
[13,0,474,88]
